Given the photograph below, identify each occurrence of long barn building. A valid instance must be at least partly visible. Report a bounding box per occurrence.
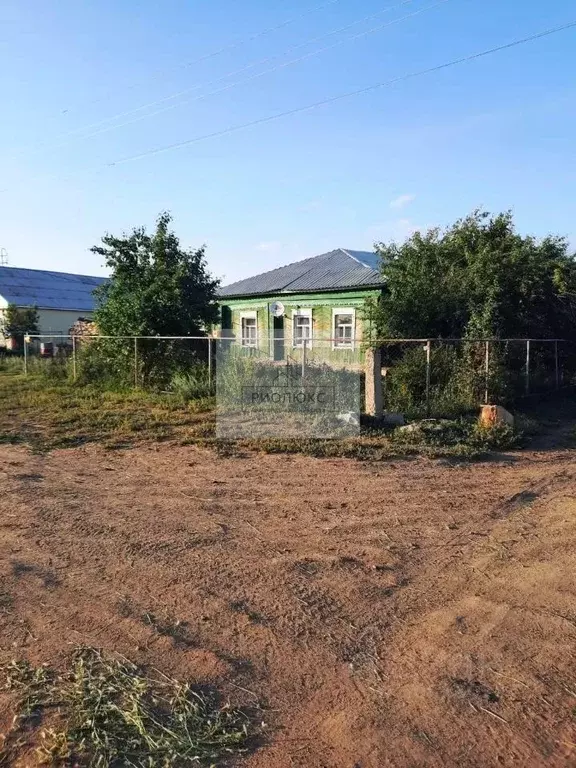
[0,266,106,342]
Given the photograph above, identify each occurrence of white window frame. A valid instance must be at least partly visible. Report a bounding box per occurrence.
[292,308,312,348]
[240,311,258,347]
[332,307,356,350]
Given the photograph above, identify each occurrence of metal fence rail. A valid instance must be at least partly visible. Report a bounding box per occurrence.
[4,333,574,416]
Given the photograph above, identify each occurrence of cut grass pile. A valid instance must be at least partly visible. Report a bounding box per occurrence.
[0,647,251,767]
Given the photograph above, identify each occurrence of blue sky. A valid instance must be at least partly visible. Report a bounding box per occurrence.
[0,0,575,284]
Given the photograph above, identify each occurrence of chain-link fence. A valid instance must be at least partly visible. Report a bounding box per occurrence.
[378,337,576,417]
[215,335,362,438]
[13,334,214,395]
[3,334,575,418]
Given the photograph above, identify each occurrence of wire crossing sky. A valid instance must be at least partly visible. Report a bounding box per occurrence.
[0,0,575,285]
[109,19,576,165]
[11,0,422,157]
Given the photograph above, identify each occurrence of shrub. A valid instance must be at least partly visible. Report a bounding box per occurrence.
[468,422,520,451]
[170,366,212,399]
[390,417,520,453]
[383,342,511,419]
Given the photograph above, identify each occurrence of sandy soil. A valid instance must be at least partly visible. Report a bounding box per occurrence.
[1,441,576,767]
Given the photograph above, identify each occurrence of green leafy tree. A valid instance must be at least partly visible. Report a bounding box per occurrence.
[1,304,39,348]
[374,210,576,339]
[372,210,576,412]
[86,213,220,386]
[92,212,219,336]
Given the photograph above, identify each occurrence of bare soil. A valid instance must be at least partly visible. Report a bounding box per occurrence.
[1,440,576,767]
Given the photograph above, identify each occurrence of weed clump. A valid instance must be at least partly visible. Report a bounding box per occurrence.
[0,647,251,766]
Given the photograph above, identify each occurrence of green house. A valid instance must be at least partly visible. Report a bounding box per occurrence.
[218,248,384,365]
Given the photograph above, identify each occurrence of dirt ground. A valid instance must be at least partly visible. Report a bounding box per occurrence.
[1,439,576,767]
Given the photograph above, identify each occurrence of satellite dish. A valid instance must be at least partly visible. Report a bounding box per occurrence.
[270,301,285,318]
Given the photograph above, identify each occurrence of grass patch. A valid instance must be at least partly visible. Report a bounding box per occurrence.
[0,370,527,460]
[388,418,521,454]
[0,371,213,451]
[0,647,251,767]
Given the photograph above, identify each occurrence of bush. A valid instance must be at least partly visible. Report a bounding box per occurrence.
[170,366,212,399]
[383,342,511,419]
[390,417,520,453]
[76,339,135,389]
[77,338,210,392]
[468,422,520,451]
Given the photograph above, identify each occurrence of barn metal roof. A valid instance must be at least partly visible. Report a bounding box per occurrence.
[0,266,107,310]
[219,248,383,298]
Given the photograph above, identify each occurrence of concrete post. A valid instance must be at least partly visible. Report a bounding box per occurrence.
[365,346,383,418]
[425,340,431,416]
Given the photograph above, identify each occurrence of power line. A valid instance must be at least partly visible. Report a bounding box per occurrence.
[109,19,576,166]
[59,0,346,115]
[74,0,442,144]
[19,0,421,155]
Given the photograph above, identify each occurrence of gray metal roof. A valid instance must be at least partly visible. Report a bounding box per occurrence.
[219,248,383,297]
[0,266,107,310]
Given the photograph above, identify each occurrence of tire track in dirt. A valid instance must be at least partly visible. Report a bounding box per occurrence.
[1,443,576,767]
[375,458,576,767]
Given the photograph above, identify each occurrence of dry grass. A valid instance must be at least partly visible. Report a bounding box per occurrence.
[0,647,251,767]
[0,372,213,451]
[0,370,524,459]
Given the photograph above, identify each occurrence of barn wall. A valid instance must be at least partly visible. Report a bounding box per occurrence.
[35,309,95,336]
[0,305,95,344]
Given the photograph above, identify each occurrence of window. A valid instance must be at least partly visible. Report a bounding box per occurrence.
[240,312,257,347]
[292,309,312,347]
[332,308,355,349]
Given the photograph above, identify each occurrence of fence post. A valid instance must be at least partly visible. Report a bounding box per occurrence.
[484,340,490,404]
[364,346,383,418]
[525,339,531,396]
[134,337,138,388]
[72,336,77,381]
[425,340,431,416]
[208,337,212,392]
[23,334,28,375]
[555,340,560,390]
[301,337,307,378]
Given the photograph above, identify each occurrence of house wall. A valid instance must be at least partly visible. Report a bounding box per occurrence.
[219,288,381,366]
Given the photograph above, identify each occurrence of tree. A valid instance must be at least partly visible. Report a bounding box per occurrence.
[87,213,220,386]
[92,212,219,337]
[1,305,39,348]
[370,210,576,413]
[373,210,576,340]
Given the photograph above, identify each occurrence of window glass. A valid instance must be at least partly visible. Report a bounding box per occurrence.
[334,312,354,347]
[241,316,257,346]
[293,312,311,346]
